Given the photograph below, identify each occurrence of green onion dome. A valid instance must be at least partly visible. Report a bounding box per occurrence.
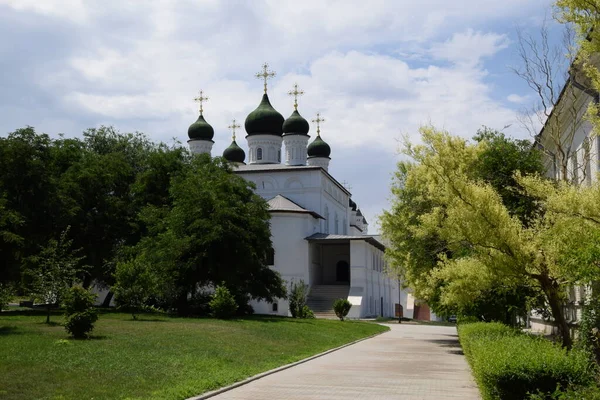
[307,135,331,158]
[245,94,284,136]
[223,140,245,163]
[283,110,310,135]
[188,114,214,140]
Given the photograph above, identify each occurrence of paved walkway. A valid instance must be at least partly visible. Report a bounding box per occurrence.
[209,323,480,400]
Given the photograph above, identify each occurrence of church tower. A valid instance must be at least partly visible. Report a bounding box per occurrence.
[187,90,215,155]
[245,63,284,164]
[307,113,331,171]
[282,83,310,166]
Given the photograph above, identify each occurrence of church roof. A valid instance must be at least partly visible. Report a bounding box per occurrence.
[305,233,385,251]
[267,195,324,219]
[234,164,351,196]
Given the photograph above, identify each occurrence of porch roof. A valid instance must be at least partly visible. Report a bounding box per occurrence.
[304,233,386,251]
[267,195,324,219]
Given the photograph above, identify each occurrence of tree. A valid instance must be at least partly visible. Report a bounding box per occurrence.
[381,128,544,325]
[131,155,286,315]
[510,20,594,184]
[113,259,159,319]
[63,286,98,339]
[382,127,593,348]
[24,228,85,324]
[288,280,310,318]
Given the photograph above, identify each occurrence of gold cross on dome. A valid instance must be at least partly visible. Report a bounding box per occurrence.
[312,113,325,136]
[228,119,241,141]
[255,63,276,94]
[287,83,304,110]
[341,180,352,191]
[193,90,209,115]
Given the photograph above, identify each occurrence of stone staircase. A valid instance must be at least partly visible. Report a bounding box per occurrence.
[307,285,350,319]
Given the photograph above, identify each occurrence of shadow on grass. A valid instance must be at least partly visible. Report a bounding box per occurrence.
[0,326,22,336]
[129,318,168,323]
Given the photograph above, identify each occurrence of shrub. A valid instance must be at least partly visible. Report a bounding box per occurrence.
[529,385,600,400]
[113,259,158,320]
[288,280,309,318]
[0,283,13,311]
[209,285,238,319]
[63,286,98,339]
[333,298,352,321]
[300,305,315,319]
[459,322,596,400]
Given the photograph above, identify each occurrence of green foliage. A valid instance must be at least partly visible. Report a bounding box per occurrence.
[333,298,352,321]
[576,294,600,364]
[63,286,98,338]
[459,322,596,400]
[289,280,310,318]
[113,259,158,319]
[209,285,238,319]
[130,155,286,315]
[300,305,315,319]
[24,227,85,323]
[529,385,600,400]
[380,126,599,348]
[0,282,13,310]
[381,128,541,326]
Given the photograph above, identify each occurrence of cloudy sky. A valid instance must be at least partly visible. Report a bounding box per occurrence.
[0,0,561,231]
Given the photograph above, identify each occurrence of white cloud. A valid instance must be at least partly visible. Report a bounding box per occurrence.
[507,93,529,103]
[430,29,510,66]
[0,0,555,229]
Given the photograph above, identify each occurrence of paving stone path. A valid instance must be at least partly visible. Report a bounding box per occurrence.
[208,323,480,400]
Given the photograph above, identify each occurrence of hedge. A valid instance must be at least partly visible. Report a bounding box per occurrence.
[458,322,597,400]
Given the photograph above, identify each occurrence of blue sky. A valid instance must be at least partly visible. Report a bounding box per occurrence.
[0,0,564,231]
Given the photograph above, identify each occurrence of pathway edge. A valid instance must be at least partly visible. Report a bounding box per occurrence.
[186,325,390,400]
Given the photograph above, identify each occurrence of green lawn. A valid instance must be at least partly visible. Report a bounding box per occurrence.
[0,311,388,400]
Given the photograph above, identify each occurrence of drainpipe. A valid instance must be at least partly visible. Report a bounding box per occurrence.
[398,278,402,324]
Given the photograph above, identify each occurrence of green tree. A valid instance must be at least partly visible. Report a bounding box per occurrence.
[25,228,85,323]
[381,127,591,348]
[132,155,286,315]
[113,259,159,319]
[381,128,544,324]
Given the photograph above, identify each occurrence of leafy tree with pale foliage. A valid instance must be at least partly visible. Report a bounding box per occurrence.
[24,227,85,324]
[381,126,597,348]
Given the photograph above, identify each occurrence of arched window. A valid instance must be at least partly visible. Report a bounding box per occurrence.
[257,147,263,161]
[278,150,281,162]
[343,218,347,235]
[324,205,329,234]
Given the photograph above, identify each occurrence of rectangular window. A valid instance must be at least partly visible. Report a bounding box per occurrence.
[265,248,275,265]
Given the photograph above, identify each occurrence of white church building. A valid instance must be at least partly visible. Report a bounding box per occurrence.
[185,67,403,319]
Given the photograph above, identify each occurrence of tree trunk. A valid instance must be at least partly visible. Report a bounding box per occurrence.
[538,272,573,349]
[46,305,51,324]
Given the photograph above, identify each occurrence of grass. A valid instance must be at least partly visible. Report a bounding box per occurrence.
[0,311,388,400]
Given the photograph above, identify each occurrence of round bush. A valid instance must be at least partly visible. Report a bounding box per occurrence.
[209,285,238,319]
[333,298,352,321]
[63,286,98,339]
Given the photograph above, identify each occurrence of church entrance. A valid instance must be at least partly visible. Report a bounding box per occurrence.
[336,260,350,283]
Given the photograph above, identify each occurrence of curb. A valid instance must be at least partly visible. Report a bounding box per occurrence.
[186,327,390,400]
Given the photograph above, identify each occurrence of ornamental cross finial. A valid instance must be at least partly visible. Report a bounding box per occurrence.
[312,113,325,136]
[287,83,304,110]
[193,90,209,115]
[255,63,276,94]
[228,119,241,141]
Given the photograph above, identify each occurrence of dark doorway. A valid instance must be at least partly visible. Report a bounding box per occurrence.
[336,260,350,283]
[380,297,384,317]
